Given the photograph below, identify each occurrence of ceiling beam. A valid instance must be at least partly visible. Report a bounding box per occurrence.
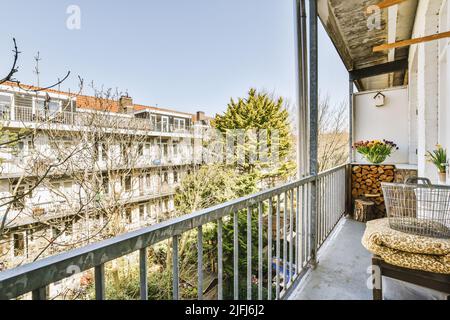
[366,0,408,13]
[376,0,408,9]
[349,59,408,80]
[374,31,450,52]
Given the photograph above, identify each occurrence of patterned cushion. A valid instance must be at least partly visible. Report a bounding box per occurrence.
[362,218,450,274]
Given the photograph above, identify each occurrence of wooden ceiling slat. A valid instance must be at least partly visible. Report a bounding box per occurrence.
[376,0,408,10]
[373,31,450,52]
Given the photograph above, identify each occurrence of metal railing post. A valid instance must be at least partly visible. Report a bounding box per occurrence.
[139,247,148,300]
[309,0,319,269]
[31,287,47,300]
[95,264,105,300]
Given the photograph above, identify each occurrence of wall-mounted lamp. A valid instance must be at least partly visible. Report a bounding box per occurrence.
[373,92,385,107]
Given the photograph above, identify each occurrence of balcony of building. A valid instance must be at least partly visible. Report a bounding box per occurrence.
[0,180,177,230]
[0,139,197,178]
[0,100,200,139]
[1,0,450,300]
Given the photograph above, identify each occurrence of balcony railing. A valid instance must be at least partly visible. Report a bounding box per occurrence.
[0,164,348,300]
[7,106,193,135]
[1,185,177,229]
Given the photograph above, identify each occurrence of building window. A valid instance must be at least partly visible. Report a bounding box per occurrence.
[102,176,110,194]
[139,175,144,193]
[147,203,152,218]
[125,208,132,223]
[163,144,168,158]
[121,144,130,163]
[124,176,132,191]
[139,204,145,221]
[12,186,27,210]
[13,233,25,257]
[27,139,35,152]
[101,143,108,160]
[164,199,169,211]
[0,94,11,120]
[163,172,168,183]
[51,226,63,239]
[173,171,178,183]
[150,115,157,127]
[137,143,144,156]
[146,174,152,188]
[93,141,99,161]
[63,181,72,193]
[161,116,169,132]
[65,221,74,236]
[173,144,178,157]
[35,98,61,115]
[174,118,185,130]
[13,141,25,156]
[27,228,35,242]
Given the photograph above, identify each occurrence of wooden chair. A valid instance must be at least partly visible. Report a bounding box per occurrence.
[371,255,450,300]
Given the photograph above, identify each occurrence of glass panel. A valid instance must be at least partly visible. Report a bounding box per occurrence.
[0,95,11,119]
[162,117,169,132]
[36,99,60,114]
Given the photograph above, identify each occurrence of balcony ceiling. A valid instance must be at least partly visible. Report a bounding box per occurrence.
[318,0,418,91]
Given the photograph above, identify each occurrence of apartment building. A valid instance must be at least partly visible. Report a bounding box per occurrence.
[0,82,210,270]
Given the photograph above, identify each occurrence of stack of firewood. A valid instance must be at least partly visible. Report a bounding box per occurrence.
[351,165,395,216]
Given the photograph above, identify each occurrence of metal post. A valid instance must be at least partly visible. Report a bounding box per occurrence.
[309,0,319,268]
[95,264,105,300]
[258,202,263,300]
[247,207,252,300]
[233,211,239,300]
[139,247,148,300]
[347,76,354,216]
[197,226,203,300]
[349,74,354,163]
[31,287,47,300]
[217,219,223,300]
[267,198,273,300]
[283,192,287,290]
[295,0,309,178]
[275,194,281,299]
[172,235,179,300]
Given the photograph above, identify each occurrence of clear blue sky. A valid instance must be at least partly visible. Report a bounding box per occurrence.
[0,0,348,116]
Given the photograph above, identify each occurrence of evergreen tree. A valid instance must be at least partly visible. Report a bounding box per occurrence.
[212,89,296,185]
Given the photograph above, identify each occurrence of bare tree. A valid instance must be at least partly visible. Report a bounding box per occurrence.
[0,38,19,86]
[0,83,165,264]
[318,94,349,172]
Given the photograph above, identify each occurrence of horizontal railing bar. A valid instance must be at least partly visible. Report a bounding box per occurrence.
[0,164,348,299]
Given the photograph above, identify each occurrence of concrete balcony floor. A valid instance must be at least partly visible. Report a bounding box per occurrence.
[290,217,372,300]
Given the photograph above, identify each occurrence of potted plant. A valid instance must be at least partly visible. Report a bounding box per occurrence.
[353,139,398,164]
[426,145,447,184]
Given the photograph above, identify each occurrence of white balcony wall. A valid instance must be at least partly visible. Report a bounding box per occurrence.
[353,86,410,164]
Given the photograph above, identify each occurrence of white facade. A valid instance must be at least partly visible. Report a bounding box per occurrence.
[0,85,208,269]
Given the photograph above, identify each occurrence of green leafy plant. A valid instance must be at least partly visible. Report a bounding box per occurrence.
[426,145,447,173]
[353,139,398,164]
